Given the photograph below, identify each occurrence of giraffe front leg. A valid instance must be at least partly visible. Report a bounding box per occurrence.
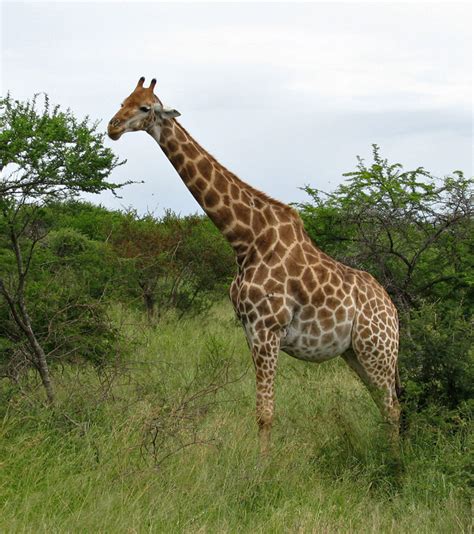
[251,331,280,457]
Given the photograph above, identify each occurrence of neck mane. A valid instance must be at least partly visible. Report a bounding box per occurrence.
[148,119,299,265]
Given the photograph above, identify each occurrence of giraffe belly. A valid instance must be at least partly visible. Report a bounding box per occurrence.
[280,317,353,363]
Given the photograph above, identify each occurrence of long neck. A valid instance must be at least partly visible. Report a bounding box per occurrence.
[148,119,297,264]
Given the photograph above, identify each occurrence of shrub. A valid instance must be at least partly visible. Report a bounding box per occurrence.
[400,302,474,413]
[112,211,235,320]
[47,228,90,257]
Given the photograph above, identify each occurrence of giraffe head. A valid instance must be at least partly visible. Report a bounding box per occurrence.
[107,77,180,141]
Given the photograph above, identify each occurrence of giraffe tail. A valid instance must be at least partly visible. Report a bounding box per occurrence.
[395,364,408,434]
[395,365,404,400]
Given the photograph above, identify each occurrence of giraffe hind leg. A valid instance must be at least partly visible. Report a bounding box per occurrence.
[342,347,400,448]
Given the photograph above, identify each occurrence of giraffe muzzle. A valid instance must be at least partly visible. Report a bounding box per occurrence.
[107,118,123,140]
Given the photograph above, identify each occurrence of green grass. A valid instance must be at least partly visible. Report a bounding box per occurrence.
[0,302,471,533]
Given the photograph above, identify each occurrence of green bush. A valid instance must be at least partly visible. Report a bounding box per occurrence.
[111,210,235,320]
[0,218,123,379]
[47,228,90,257]
[400,302,474,413]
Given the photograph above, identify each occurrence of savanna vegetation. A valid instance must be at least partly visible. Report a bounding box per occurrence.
[0,94,472,532]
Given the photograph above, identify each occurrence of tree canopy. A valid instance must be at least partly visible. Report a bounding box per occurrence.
[0,93,127,202]
[0,93,129,402]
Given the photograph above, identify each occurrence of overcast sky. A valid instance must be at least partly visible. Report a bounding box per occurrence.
[2,1,472,215]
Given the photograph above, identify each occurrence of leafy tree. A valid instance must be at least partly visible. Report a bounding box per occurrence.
[0,93,127,403]
[111,210,175,322]
[112,210,235,321]
[170,215,235,318]
[0,227,121,381]
[41,200,127,242]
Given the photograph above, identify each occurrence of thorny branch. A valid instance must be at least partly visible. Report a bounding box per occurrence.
[141,359,249,468]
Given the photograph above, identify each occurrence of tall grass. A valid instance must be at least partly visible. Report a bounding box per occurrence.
[0,302,471,533]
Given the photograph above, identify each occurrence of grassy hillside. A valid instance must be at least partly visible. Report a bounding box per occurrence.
[0,302,471,533]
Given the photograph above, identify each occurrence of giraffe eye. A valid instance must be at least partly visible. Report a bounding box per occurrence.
[140,106,150,113]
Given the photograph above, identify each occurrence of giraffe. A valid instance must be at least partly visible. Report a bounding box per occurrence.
[108,77,401,455]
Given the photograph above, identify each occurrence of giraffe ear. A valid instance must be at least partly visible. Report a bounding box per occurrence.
[161,107,181,119]
[154,103,181,119]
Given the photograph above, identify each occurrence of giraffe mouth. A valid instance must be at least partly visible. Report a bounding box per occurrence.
[107,117,125,140]
[107,125,123,141]
[107,128,123,141]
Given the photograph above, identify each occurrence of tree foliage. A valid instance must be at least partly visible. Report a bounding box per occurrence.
[111,210,235,321]
[0,93,127,200]
[0,93,127,402]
